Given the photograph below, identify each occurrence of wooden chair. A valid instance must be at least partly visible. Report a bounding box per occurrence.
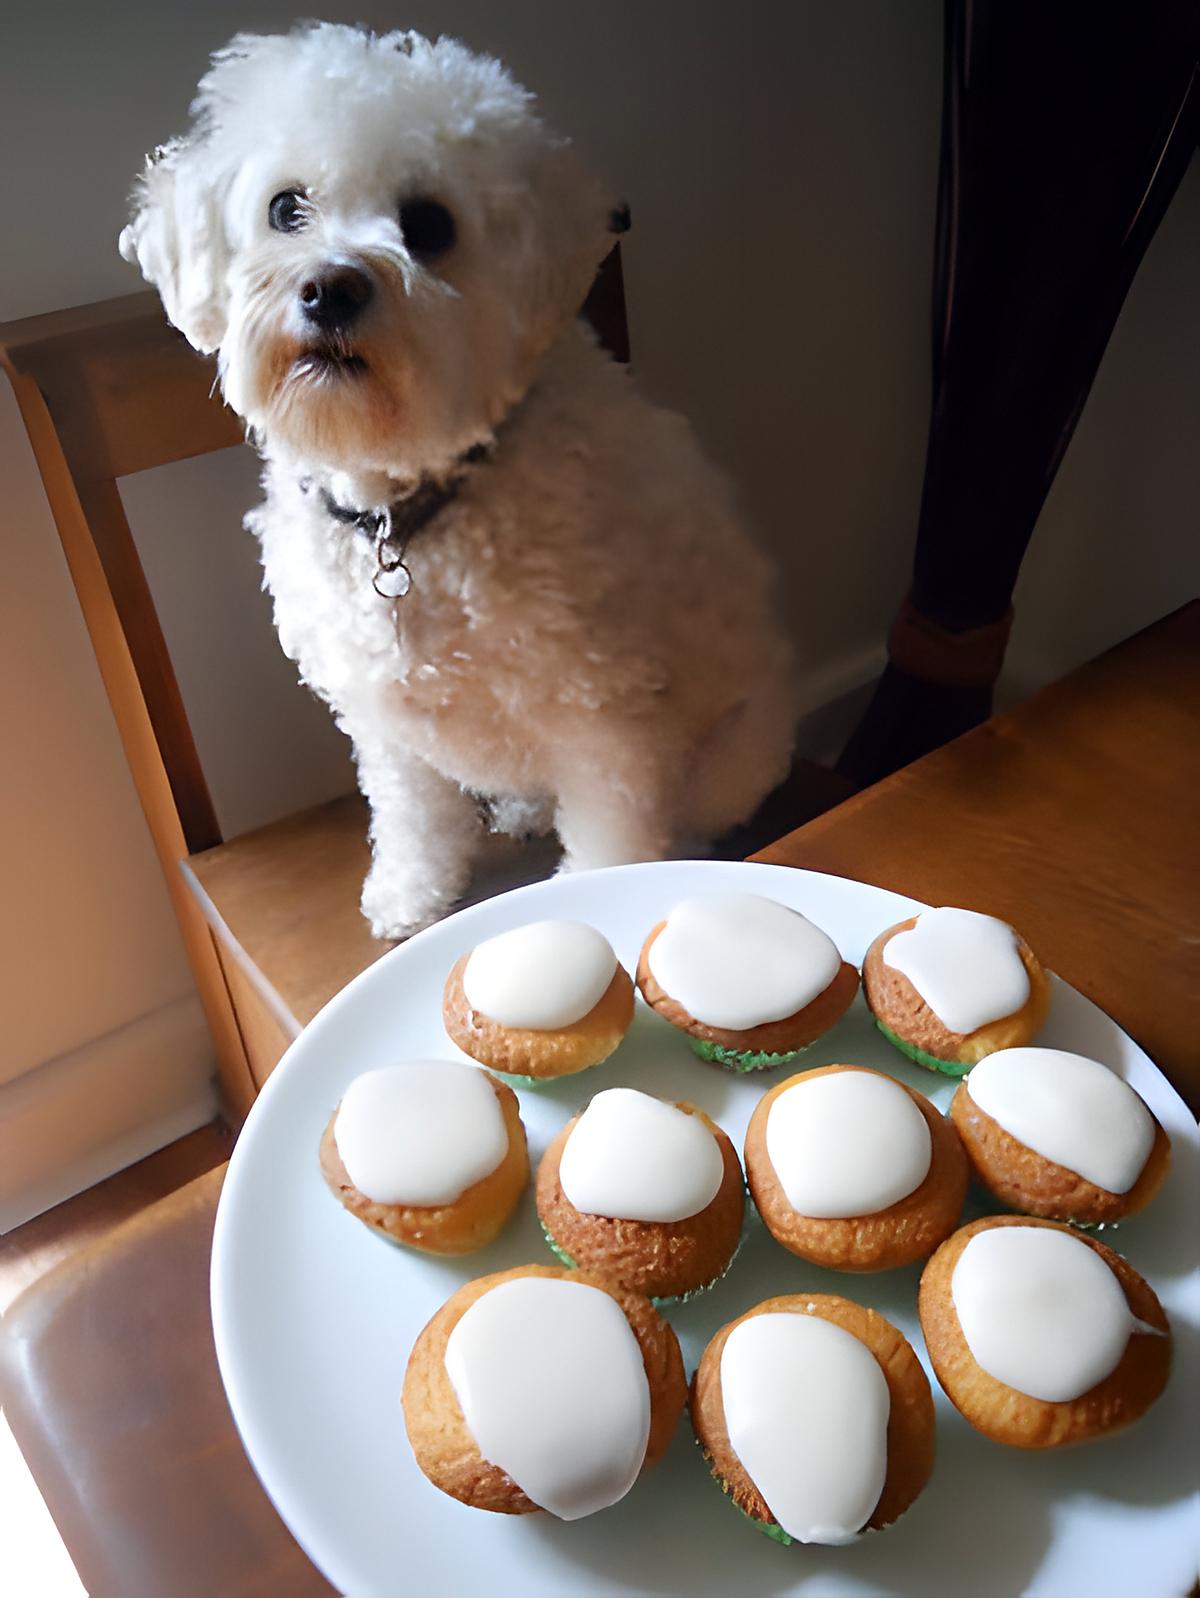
[1,250,849,1122]
[2,1160,333,1595]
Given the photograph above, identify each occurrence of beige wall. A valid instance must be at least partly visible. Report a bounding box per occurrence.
[0,377,218,1228]
[2,2,1196,1217]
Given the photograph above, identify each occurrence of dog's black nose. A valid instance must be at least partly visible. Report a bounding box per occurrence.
[300,266,374,330]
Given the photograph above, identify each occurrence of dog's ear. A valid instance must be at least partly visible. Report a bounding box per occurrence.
[119,135,231,354]
[494,138,624,357]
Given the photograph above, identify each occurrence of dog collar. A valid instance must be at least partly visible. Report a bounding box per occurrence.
[310,441,489,598]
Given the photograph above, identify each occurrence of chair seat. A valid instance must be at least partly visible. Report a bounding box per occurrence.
[0,1168,333,1598]
[185,793,382,1038]
[183,762,857,1096]
[184,792,573,1092]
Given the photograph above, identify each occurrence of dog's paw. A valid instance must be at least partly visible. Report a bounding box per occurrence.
[360,863,456,941]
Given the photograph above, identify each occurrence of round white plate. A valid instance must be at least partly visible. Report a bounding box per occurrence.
[211,860,1199,1598]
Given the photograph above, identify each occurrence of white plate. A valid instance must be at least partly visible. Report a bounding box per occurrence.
[211,860,1199,1598]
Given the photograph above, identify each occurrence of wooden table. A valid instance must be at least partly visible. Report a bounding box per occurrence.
[3,603,1197,1596]
[757,600,1200,1114]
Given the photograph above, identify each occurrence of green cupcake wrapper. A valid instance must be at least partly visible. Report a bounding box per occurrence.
[689,1038,812,1073]
[538,1220,744,1307]
[873,1018,971,1079]
[650,1230,746,1308]
[701,1440,880,1546]
[735,1502,793,1547]
[539,1221,579,1269]
[492,1066,601,1090]
[969,1187,1120,1235]
[491,1042,622,1091]
[699,1442,793,1545]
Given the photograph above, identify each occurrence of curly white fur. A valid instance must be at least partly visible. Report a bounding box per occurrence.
[121,23,796,938]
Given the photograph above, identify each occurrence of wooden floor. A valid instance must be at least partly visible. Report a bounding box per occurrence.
[0,1121,233,1315]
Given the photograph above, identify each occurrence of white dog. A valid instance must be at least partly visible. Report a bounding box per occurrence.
[121,23,796,938]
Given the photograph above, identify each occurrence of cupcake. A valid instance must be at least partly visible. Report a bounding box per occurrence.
[636,892,859,1071]
[443,920,634,1082]
[863,906,1050,1077]
[402,1264,686,1518]
[919,1216,1172,1448]
[536,1087,745,1302]
[691,1294,935,1545]
[951,1047,1171,1226]
[320,1060,528,1255]
[744,1064,968,1271]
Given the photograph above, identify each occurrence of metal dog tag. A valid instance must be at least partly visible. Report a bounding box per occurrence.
[373,512,413,598]
[373,562,412,599]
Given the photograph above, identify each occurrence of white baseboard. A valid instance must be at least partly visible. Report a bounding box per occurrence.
[793,638,1071,759]
[0,995,218,1234]
[792,642,888,763]
[996,644,1061,712]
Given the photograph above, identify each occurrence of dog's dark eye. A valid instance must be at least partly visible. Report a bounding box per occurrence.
[269,190,307,233]
[399,198,456,261]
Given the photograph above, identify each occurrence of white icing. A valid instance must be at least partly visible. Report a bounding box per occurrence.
[720,1311,889,1545]
[558,1089,725,1223]
[462,920,617,1030]
[333,1061,508,1206]
[882,906,1030,1034]
[647,892,842,1030]
[966,1047,1156,1194]
[951,1226,1138,1401]
[765,1070,932,1217]
[443,1277,651,1520]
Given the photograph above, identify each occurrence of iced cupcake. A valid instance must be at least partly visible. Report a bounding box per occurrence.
[919,1216,1171,1448]
[636,892,859,1071]
[443,920,634,1082]
[951,1047,1171,1226]
[402,1264,686,1518]
[863,906,1050,1077]
[320,1059,528,1255]
[691,1294,935,1545]
[744,1064,968,1271]
[536,1087,745,1302]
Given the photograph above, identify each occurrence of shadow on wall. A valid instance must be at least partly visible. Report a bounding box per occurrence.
[118,447,356,840]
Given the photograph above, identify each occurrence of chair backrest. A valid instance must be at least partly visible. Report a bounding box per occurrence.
[2,291,238,854]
